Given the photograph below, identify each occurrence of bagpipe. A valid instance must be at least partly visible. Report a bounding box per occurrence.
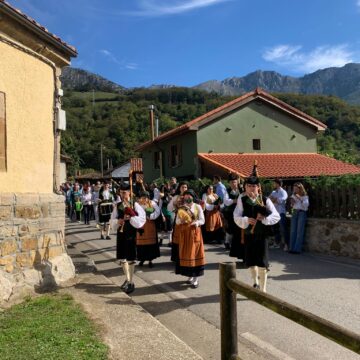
[177,206,196,224]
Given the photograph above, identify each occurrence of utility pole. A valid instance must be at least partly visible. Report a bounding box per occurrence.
[100,144,103,178]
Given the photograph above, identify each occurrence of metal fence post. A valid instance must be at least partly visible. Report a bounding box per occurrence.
[220,262,238,360]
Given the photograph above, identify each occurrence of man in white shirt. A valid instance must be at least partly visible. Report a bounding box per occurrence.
[269,179,290,250]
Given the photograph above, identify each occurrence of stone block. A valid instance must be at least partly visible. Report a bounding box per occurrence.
[21,236,38,252]
[41,204,49,218]
[50,202,65,216]
[0,225,17,238]
[15,193,40,206]
[23,268,42,286]
[0,206,13,220]
[18,223,40,237]
[0,239,17,256]
[0,193,15,206]
[49,253,75,283]
[40,233,57,248]
[0,255,15,267]
[48,245,65,259]
[0,270,14,301]
[16,252,32,268]
[39,218,63,231]
[15,206,41,219]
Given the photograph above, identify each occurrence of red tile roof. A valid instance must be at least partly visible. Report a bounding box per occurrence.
[137,88,326,151]
[0,0,77,55]
[198,153,360,178]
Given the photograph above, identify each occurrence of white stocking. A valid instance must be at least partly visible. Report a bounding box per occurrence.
[258,267,268,293]
[249,266,259,286]
[121,261,130,282]
[128,262,135,284]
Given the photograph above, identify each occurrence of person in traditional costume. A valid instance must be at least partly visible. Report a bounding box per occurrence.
[233,175,280,292]
[167,181,188,249]
[98,182,115,239]
[201,185,224,244]
[136,191,161,268]
[223,173,244,256]
[172,189,205,288]
[116,183,146,294]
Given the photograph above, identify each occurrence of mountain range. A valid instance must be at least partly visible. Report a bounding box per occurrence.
[61,63,360,104]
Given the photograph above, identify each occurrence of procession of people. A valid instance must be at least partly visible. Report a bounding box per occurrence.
[61,170,309,295]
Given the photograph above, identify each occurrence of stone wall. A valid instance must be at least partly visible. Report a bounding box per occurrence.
[305,218,360,259]
[0,193,75,305]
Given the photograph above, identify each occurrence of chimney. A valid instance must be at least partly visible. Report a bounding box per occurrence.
[149,105,155,141]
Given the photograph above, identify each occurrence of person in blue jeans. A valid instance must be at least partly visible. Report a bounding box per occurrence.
[289,182,309,254]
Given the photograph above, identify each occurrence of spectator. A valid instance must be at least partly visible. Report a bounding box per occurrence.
[213,175,226,201]
[289,182,309,254]
[269,179,290,250]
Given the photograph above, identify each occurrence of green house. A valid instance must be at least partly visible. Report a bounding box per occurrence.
[137,88,360,182]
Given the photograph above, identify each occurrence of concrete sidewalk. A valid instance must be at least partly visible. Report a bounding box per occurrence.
[63,239,203,360]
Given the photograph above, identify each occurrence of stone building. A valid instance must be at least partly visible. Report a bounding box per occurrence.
[0,1,77,304]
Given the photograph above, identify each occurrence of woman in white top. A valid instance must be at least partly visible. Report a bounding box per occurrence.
[81,187,93,225]
[289,182,309,254]
[201,185,223,243]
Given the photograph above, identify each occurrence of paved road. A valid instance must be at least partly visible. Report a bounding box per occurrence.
[66,221,360,360]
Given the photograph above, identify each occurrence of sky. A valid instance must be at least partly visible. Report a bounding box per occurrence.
[8,0,360,88]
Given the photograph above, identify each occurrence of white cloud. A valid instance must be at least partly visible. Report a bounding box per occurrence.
[262,44,355,73]
[127,0,231,16]
[99,50,138,70]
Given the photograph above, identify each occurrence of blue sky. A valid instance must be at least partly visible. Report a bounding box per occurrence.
[9,0,360,88]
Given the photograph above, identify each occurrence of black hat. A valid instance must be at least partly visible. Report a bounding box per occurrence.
[120,183,130,191]
[228,172,239,181]
[183,189,197,199]
[245,176,260,185]
[138,190,150,198]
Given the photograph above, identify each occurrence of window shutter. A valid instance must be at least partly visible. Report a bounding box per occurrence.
[0,92,6,171]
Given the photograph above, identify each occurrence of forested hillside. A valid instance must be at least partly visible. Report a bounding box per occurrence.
[61,88,360,175]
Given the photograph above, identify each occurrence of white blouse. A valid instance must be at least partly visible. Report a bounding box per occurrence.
[291,195,309,211]
[175,203,205,227]
[142,200,161,220]
[129,202,146,229]
[233,195,280,229]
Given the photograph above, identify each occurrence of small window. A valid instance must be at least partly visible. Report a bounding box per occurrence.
[253,139,261,150]
[0,92,6,171]
[169,144,182,168]
[154,151,160,169]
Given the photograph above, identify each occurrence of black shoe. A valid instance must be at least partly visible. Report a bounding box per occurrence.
[148,261,154,268]
[120,280,129,290]
[253,284,260,289]
[124,283,135,294]
[138,261,144,266]
[191,282,199,289]
[224,243,230,250]
[167,242,172,248]
[100,235,104,239]
[106,236,111,240]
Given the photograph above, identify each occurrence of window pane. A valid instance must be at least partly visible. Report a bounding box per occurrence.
[252,139,261,150]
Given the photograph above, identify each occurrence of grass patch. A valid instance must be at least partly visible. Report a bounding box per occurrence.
[0,293,108,360]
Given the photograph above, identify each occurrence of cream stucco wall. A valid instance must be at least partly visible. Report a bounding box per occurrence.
[0,40,54,193]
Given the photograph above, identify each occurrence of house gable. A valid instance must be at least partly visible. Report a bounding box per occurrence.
[197,100,318,153]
